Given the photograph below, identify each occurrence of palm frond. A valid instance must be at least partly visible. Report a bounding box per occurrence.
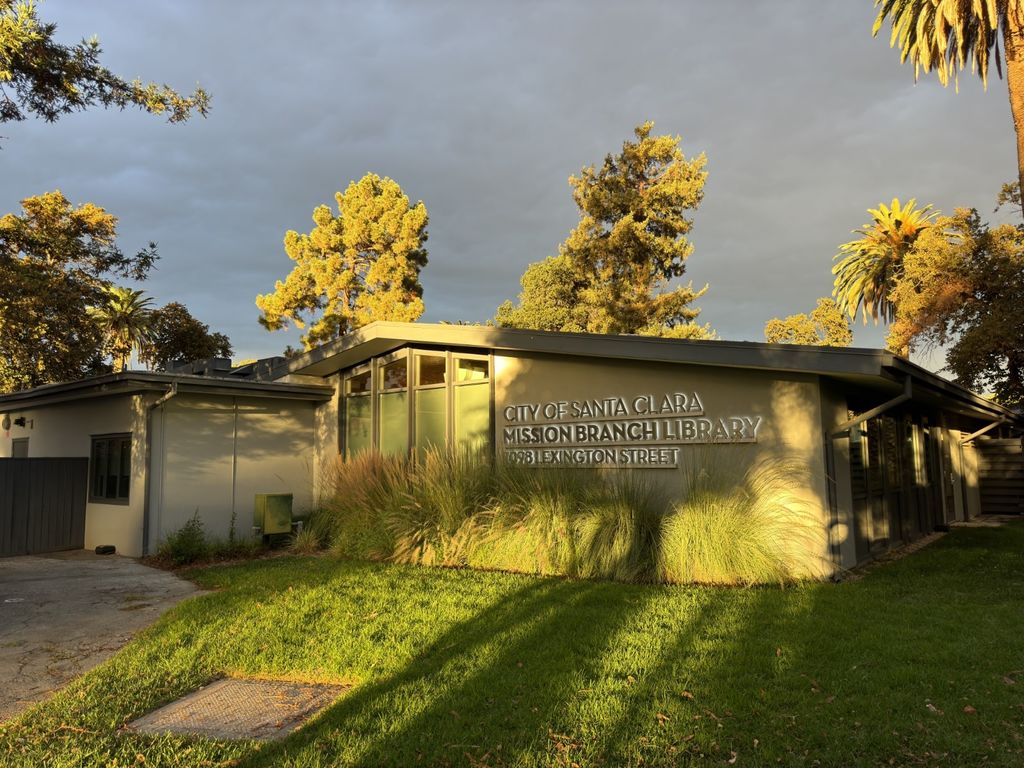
[874,0,1004,90]
[831,198,938,324]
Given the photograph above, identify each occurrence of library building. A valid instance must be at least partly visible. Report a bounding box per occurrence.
[2,322,1021,572]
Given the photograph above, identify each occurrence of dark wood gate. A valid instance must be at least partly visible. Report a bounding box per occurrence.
[976,438,1024,515]
[0,458,88,557]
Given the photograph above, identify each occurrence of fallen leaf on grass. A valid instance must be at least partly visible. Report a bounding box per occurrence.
[727,751,738,764]
[926,703,944,716]
[963,705,977,715]
[680,690,695,701]
[656,712,670,725]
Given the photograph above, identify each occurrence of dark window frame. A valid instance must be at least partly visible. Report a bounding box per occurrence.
[89,433,132,505]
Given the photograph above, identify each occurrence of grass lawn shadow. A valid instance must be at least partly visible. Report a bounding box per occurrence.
[244,575,656,766]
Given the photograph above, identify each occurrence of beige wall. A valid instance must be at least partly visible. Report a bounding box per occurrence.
[961,439,982,519]
[313,374,341,501]
[493,352,834,577]
[818,384,857,569]
[947,428,967,522]
[0,395,148,556]
[147,394,316,553]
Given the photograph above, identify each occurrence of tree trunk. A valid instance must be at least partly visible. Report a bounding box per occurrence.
[1003,14,1024,215]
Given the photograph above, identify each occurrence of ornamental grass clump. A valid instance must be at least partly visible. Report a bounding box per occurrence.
[387,448,494,566]
[658,454,825,586]
[314,448,826,585]
[572,472,665,582]
[312,451,410,560]
[469,462,594,576]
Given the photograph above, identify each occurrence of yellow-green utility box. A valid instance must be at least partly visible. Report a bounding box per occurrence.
[254,493,293,535]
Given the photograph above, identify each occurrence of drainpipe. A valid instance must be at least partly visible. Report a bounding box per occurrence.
[230,398,238,539]
[142,382,178,555]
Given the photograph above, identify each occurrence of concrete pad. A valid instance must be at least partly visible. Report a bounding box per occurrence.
[0,551,200,722]
[952,514,1021,527]
[125,678,349,741]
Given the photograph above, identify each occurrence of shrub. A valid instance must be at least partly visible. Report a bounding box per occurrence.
[312,452,409,560]
[158,512,208,566]
[573,472,665,582]
[289,525,323,555]
[470,464,591,576]
[315,448,827,585]
[207,536,263,561]
[388,448,493,567]
[657,453,826,586]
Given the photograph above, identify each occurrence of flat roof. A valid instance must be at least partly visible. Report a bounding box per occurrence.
[0,371,334,411]
[282,321,1020,423]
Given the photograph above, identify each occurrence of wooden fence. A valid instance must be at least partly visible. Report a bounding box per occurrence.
[0,458,88,557]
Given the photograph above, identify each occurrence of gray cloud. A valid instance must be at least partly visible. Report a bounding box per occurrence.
[1,1,1014,366]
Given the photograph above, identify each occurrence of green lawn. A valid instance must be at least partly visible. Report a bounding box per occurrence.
[3,524,1024,767]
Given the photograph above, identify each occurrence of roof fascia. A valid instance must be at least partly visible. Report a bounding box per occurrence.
[283,322,890,379]
[0,374,333,411]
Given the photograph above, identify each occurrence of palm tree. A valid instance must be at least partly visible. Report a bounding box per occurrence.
[832,198,939,354]
[873,0,1024,200]
[88,286,153,373]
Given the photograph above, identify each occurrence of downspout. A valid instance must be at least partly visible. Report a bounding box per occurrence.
[230,398,238,539]
[142,382,178,555]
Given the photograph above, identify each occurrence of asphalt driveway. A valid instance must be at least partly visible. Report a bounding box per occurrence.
[0,551,199,722]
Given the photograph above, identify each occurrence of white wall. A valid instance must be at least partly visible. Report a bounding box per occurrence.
[0,395,147,556]
[147,394,316,552]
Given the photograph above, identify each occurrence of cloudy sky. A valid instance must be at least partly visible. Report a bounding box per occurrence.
[1,1,1016,367]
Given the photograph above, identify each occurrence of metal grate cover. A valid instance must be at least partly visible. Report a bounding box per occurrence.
[125,678,348,741]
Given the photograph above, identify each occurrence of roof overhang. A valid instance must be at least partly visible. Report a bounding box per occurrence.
[278,322,1021,426]
[0,372,334,412]
[281,322,894,379]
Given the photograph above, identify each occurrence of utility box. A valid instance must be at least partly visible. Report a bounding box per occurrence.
[254,493,293,535]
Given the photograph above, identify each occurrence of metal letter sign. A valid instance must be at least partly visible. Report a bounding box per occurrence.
[501,392,761,468]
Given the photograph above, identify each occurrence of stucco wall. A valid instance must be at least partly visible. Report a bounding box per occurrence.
[961,440,982,519]
[147,394,316,552]
[313,374,341,500]
[818,383,857,569]
[0,395,147,556]
[493,352,834,577]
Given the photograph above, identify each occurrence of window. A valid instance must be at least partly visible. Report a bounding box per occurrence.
[339,349,493,460]
[378,356,409,456]
[454,356,490,451]
[344,369,372,458]
[90,434,131,504]
[415,354,447,457]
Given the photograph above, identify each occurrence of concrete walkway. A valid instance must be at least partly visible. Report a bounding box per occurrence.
[0,551,200,722]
